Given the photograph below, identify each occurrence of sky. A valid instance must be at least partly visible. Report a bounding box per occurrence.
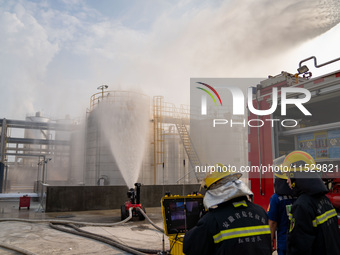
[1,0,340,121]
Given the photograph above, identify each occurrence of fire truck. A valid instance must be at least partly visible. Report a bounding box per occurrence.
[248,56,340,222]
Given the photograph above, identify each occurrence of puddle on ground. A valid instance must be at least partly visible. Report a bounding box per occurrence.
[130,224,154,231]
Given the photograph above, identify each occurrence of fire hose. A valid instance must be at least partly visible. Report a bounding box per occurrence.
[0,207,133,226]
[49,222,159,254]
[0,207,167,254]
[136,207,164,233]
[0,242,36,255]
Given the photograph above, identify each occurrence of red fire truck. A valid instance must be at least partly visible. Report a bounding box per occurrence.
[248,56,340,221]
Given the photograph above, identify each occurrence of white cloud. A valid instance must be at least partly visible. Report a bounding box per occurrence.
[0,0,339,119]
[0,2,59,118]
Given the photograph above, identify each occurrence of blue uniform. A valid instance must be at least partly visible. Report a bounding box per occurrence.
[267,194,295,255]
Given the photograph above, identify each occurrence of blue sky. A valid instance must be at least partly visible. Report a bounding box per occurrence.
[0,0,340,120]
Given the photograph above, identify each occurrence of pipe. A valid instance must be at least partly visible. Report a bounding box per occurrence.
[0,118,7,163]
[2,119,71,131]
[299,56,340,69]
[255,93,264,196]
[4,164,8,192]
[135,183,141,204]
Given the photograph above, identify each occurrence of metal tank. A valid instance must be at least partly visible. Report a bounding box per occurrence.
[136,121,154,185]
[161,125,190,184]
[23,112,50,166]
[69,121,86,185]
[85,90,152,186]
[48,117,73,184]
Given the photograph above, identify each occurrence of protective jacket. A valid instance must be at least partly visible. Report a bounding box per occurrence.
[183,196,272,255]
[287,176,340,255]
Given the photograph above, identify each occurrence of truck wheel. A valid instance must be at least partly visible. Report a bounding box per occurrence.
[121,205,127,220]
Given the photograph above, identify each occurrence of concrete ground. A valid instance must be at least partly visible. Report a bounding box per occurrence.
[0,199,277,255]
[0,199,169,255]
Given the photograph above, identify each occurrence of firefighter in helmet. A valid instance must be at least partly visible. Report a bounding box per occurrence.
[275,150,340,255]
[183,165,272,255]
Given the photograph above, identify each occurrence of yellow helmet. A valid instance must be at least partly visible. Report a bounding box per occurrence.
[274,150,318,179]
[201,163,242,189]
[273,155,288,179]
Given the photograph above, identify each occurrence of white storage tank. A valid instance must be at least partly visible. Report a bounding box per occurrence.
[85,91,151,187]
[23,112,50,166]
[160,125,190,184]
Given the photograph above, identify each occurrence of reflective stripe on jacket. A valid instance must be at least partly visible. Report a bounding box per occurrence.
[287,194,340,255]
[183,196,272,255]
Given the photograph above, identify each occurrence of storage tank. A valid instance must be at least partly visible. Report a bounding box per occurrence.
[137,121,154,185]
[85,90,151,187]
[23,112,50,166]
[69,121,86,185]
[48,116,73,184]
[160,125,190,184]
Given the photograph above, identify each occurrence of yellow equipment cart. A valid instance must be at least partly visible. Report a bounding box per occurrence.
[161,193,205,255]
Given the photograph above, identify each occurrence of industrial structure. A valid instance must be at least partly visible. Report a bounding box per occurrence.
[1,87,242,194]
[0,114,73,193]
[84,89,199,186]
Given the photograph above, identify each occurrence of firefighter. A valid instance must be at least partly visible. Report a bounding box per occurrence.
[275,150,340,255]
[183,167,272,255]
[267,173,296,255]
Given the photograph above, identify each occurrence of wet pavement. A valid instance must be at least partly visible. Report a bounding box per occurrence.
[0,199,278,255]
[0,199,169,255]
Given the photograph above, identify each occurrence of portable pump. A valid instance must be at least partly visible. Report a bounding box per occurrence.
[121,183,145,221]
